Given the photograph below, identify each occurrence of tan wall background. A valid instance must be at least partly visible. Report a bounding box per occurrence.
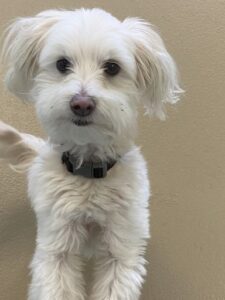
[0,0,225,299]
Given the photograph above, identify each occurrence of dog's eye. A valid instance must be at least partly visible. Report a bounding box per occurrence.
[56,58,71,74]
[103,61,120,76]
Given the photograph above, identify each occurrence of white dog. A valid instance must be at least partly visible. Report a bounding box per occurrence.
[0,8,182,300]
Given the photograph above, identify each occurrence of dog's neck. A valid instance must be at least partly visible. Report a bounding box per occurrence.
[54,138,134,164]
[71,140,133,163]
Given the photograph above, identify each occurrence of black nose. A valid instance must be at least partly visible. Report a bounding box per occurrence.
[70,94,96,117]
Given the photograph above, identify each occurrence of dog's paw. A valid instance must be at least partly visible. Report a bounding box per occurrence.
[0,121,21,157]
[0,121,37,171]
[0,121,45,171]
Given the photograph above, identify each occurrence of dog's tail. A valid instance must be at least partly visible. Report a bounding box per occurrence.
[0,121,45,172]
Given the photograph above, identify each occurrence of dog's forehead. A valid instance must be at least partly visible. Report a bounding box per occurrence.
[51,9,123,41]
[63,8,121,30]
[47,11,127,54]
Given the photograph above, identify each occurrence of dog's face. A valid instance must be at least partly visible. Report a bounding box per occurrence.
[1,9,182,150]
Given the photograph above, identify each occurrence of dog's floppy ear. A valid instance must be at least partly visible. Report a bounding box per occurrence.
[1,10,63,101]
[123,18,183,119]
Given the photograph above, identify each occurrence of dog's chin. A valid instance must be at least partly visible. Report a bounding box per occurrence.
[72,119,92,127]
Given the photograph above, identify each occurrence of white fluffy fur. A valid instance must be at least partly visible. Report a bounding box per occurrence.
[0,8,182,300]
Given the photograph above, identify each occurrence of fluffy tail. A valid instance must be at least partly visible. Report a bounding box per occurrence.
[0,121,45,172]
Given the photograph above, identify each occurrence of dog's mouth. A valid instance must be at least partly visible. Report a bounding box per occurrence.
[72,119,92,127]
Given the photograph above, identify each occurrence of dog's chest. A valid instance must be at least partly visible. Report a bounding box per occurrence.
[29,151,132,224]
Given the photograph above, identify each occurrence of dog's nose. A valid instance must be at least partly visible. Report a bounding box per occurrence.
[70,94,96,117]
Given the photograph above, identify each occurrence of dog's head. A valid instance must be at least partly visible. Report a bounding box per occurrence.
[1,8,182,151]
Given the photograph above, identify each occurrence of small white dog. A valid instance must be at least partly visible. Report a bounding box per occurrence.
[0,8,182,300]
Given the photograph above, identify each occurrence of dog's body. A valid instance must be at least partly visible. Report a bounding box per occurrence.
[0,8,182,300]
[0,122,149,300]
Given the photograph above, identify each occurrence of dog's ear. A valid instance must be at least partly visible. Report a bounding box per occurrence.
[1,10,63,101]
[123,18,183,119]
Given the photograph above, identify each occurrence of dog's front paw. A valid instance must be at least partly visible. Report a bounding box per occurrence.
[0,121,37,171]
[0,121,21,158]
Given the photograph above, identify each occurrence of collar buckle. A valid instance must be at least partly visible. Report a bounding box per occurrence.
[91,162,108,178]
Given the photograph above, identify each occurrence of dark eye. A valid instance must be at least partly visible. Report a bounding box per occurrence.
[103,61,120,76]
[56,58,71,74]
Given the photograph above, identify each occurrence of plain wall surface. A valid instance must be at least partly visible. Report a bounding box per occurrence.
[1,1,225,299]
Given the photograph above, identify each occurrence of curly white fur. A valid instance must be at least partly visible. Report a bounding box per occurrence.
[0,8,182,300]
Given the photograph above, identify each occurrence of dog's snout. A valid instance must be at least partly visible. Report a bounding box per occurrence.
[70,94,96,117]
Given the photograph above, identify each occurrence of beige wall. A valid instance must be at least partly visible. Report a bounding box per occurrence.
[0,0,225,299]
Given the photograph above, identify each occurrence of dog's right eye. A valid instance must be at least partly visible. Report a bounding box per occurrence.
[56,58,71,74]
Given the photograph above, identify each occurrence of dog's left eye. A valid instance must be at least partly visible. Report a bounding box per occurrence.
[56,58,71,74]
[103,61,120,76]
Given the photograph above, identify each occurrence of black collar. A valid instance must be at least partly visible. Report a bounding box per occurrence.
[62,152,116,178]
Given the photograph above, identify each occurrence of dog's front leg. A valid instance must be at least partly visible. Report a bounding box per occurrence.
[90,255,146,300]
[90,213,149,300]
[27,219,87,300]
[28,250,85,300]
